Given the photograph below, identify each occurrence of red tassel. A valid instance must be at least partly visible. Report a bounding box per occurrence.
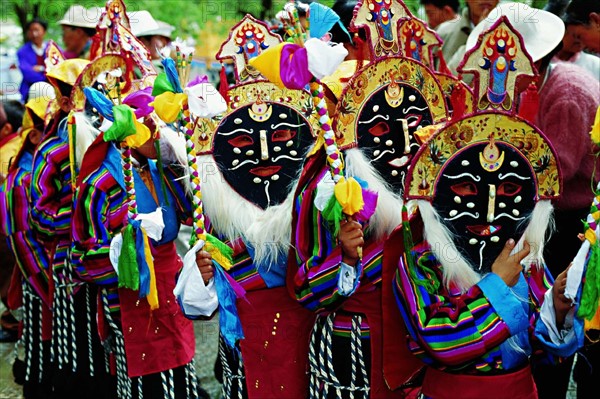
[436,48,452,75]
[219,65,230,104]
[450,83,467,120]
[518,83,539,124]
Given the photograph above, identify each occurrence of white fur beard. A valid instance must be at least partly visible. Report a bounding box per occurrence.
[197,155,298,267]
[344,148,406,241]
[417,200,553,292]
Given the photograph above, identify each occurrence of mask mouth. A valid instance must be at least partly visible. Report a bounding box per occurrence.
[466,225,501,237]
[388,154,411,168]
[250,165,281,177]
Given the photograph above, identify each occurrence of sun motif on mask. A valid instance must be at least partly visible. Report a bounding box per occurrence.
[479,135,505,172]
[385,73,404,108]
[248,95,273,122]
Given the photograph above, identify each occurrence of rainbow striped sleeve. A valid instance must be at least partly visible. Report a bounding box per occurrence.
[71,168,124,287]
[0,167,51,304]
[291,167,384,312]
[30,136,72,248]
[393,242,520,368]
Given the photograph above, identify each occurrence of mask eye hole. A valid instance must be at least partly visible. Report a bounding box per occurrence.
[368,121,390,136]
[272,129,296,142]
[227,135,254,148]
[450,182,478,196]
[497,182,522,196]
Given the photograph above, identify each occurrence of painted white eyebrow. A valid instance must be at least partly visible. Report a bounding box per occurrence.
[271,155,303,162]
[371,148,396,162]
[228,158,259,170]
[358,114,389,124]
[443,211,480,221]
[403,105,429,113]
[494,213,526,221]
[443,173,481,181]
[219,128,254,136]
[270,122,306,129]
[498,173,531,181]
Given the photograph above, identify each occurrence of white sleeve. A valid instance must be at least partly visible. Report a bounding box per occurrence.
[539,288,576,345]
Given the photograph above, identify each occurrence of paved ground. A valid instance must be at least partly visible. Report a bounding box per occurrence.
[0,316,223,399]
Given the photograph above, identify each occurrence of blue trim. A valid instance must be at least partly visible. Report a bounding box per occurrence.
[477,272,529,335]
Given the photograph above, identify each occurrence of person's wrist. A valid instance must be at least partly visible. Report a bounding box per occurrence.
[342,254,358,266]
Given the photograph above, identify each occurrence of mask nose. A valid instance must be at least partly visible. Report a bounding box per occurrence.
[487,184,496,223]
[260,130,269,160]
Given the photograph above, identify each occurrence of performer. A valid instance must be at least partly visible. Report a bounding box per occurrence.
[0,84,54,398]
[30,47,113,397]
[260,2,448,397]
[71,90,201,398]
[193,14,320,399]
[389,16,584,399]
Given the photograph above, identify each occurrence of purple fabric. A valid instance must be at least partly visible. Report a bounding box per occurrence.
[186,75,209,88]
[123,87,154,118]
[223,269,249,304]
[356,188,378,222]
[280,44,312,90]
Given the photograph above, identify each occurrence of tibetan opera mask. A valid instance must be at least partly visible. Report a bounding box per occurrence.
[432,136,537,273]
[356,80,434,193]
[212,98,314,209]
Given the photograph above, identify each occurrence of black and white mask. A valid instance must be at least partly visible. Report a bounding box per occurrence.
[432,138,536,273]
[213,99,313,209]
[357,81,433,194]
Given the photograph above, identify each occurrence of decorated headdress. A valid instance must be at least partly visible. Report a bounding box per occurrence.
[72,0,157,111]
[44,41,89,100]
[250,1,379,243]
[404,16,561,290]
[393,13,475,120]
[206,14,321,219]
[323,0,447,242]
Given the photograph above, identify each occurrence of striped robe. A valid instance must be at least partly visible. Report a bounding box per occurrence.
[393,239,572,373]
[292,166,383,336]
[71,161,192,315]
[0,150,50,304]
[29,130,73,281]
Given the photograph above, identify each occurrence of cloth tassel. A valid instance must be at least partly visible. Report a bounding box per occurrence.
[141,228,158,310]
[578,242,600,322]
[219,65,230,104]
[132,221,158,309]
[450,84,467,120]
[117,224,139,290]
[518,83,539,124]
[68,114,77,190]
[154,140,170,206]
[214,263,245,349]
[321,177,377,236]
[205,234,234,271]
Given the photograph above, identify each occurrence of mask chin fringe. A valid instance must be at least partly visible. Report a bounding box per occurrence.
[344,148,404,241]
[198,155,296,267]
[516,200,554,271]
[417,200,481,292]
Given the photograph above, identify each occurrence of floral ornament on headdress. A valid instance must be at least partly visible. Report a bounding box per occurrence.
[250,2,377,237]
[567,107,600,332]
[84,86,161,309]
